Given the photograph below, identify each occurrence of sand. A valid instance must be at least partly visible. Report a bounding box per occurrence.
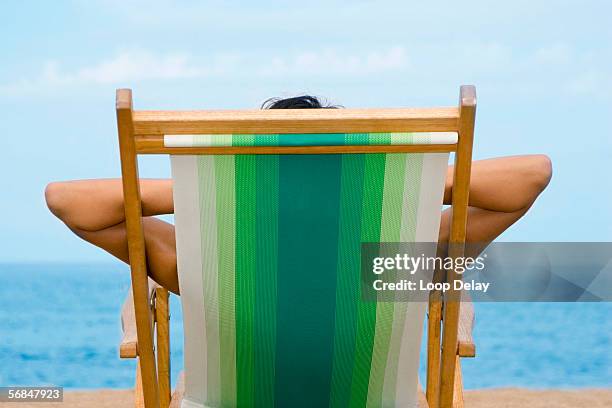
[1,388,610,407]
[464,388,612,407]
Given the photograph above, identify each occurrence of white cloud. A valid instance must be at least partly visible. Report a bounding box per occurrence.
[71,52,200,83]
[0,52,193,94]
[0,50,230,94]
[0,47,410,95]
[2,42,610,99]
[2,51,209,91]
[260,47,408,76]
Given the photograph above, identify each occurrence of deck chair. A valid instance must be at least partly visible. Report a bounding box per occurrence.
[117,86,477,408]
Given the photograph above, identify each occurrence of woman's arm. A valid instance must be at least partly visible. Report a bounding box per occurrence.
[443,154,552,213]
[45,178,179,293]
[44,154,552,292]
[45,178,173,231]
[439,154,552,254]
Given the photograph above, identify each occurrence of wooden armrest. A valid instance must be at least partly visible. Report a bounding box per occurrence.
[120,278,160,358]
[457,295,476,357]
[120,289,138,358]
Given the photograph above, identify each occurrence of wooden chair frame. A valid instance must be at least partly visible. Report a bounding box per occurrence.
[116,86,476,408]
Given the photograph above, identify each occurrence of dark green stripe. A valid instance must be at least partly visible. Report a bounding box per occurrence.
[254,151,279,407]
[277,133,348,146]
[349,153,387,407]
[329,152,366,407]
[275,154,343,407]
[235,154,256,406]
[254,134,278,146]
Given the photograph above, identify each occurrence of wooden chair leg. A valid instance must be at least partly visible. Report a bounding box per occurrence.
[452,356,464,408]
[426,292,443,407]
[155,287,171,407]
[135,360,145,408]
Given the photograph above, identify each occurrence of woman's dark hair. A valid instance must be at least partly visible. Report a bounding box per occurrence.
[261,95,340,109]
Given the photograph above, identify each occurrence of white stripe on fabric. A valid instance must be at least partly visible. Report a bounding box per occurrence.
[411,132,457,145]
[165,135,195,147]
[381,153,421,405]
[180,397,206,408]
[165,134,232,147]
[388,133,458,145]
[414,153,449,243]
[394,153,449,406]
[171,155,208,408]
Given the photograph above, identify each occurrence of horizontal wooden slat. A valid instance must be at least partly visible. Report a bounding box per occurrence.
[135,135,456,154]
[132,107,460,135]
[457,341,475,358]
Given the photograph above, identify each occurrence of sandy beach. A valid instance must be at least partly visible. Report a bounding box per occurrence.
[1,388,610,408]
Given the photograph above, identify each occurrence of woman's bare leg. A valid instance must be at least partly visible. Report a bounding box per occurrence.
[44,155,551,294]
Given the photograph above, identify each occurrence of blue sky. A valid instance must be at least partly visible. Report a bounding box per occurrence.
[1,1,611,262]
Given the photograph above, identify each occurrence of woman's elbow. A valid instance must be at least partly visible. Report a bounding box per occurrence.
[45,182,71,219]
[530,154,553,192]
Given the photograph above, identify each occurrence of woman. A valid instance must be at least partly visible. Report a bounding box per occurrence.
[45,96,552,294]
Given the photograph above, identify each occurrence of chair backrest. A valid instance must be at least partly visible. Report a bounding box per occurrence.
[116,86,475,408]
[171,136,451,408]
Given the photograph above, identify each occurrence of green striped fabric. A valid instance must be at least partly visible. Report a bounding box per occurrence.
[171,138,448,408]
[164,132,457,147]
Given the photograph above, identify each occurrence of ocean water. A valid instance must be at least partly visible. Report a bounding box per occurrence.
[0,263,610,390]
